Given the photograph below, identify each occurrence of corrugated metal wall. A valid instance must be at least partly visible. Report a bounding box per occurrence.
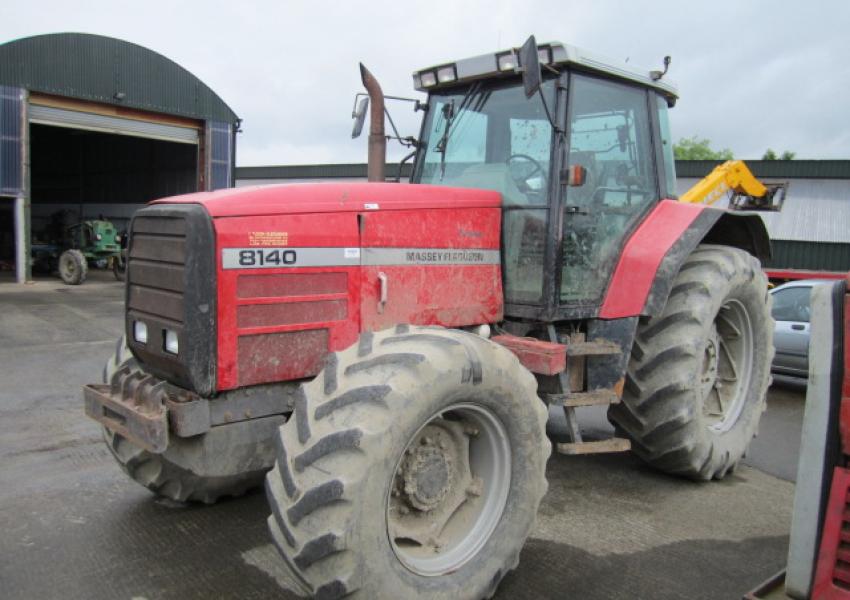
[0,85,23,197]
[767,240,850,272]
[208,121,232,190]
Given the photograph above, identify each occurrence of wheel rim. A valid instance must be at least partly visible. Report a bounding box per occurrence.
[386,402,511,576]
[700,299,754,432]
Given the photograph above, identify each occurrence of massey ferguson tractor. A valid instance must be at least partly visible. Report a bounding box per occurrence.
[84,37,773,599]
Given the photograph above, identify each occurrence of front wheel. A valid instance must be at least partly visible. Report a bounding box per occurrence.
[265,326,550,599]
[608,244,773,480]
[58,249,87,285]
[100,336,277,503]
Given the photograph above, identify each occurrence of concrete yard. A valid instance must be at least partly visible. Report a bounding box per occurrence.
[0,274,802,599]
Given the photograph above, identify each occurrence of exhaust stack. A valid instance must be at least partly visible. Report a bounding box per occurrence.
[359,63,386,182]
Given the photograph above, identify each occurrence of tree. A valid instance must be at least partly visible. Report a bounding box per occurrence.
[673,136,734,160]
[762,149,796,160]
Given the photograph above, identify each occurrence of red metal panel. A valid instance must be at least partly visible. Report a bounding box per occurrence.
[237,300,347,328]
[766,269,848,282]
[359,207,503,332]
[841,278,850,456]
[237,272,348,298]
[491,335,566,375]
[237,330,328,387]
[214,212,360,391]
[599,200,706,319]
[152,182,501,218]
[812,467,850,599]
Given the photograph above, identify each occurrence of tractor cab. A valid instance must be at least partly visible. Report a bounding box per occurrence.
[408,40,679,320]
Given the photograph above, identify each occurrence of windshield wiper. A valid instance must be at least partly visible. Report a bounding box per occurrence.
[435,101,455,180]
[434,81,483,180]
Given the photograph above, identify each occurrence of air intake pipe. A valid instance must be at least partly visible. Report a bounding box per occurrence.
[359,63,386,182]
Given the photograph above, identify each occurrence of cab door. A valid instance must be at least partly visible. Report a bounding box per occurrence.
[559,74,659,310]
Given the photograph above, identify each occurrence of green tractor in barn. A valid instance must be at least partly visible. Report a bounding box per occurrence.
[31,211,123,284]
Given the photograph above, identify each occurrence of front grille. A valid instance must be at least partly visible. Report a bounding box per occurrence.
[125,204,216,396]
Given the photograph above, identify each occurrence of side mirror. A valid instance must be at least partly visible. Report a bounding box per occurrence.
[351,96,369,139]
[519,35,542,99]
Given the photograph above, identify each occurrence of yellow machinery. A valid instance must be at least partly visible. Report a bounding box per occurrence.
[680,160,787,211]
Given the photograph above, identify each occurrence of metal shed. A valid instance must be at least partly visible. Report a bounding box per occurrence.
[0,33,240,283]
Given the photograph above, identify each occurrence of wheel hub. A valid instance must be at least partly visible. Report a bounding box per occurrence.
[400,430,455,512]
[699,326,720,398]
[700,300,755,432]
[387,404,511,577]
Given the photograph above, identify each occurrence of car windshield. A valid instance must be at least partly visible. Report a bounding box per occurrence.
[416,79,557,206]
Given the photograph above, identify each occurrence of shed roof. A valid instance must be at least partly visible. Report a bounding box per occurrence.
[0,33,238,124]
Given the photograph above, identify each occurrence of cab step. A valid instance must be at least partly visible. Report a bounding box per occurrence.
[565,340,622,356]
[546,389,621,408]
[556,437,631,455]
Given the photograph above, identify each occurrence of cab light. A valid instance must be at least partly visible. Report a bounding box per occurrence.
[497,53,517,71]
[134,321,148,344]
[164,329,179,355]
[436,65,457,83]
[420,71,437,87]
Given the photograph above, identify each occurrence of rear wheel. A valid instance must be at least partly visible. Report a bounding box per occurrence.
[608,245,773,480]
[58,249,87,285]
[265,326,550,599]
[101,336,275,503]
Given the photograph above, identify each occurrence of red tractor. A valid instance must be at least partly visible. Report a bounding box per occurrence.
[85,37,773,599]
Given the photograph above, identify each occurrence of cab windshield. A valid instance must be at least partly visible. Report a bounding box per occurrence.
[415,79,557,207]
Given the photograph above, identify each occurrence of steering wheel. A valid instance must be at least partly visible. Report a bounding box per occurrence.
[507,154,547,193]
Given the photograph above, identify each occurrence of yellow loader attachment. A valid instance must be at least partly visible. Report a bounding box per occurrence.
[680,160,787,211]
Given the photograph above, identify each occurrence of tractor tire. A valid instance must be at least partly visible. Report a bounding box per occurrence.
[100,336,273,504]
[58,249,87,285]
[265,325,550,600]
[608,244,773,480]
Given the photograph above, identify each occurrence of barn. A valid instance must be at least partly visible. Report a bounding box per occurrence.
[0,33,239,283]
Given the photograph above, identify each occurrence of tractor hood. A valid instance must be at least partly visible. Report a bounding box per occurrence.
[151,182,502,218]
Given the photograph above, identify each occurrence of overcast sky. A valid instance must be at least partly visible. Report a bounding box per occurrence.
[3,0,848,165]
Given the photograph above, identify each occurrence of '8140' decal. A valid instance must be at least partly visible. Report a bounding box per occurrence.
[236,248,297,267]
[221,247,360,269]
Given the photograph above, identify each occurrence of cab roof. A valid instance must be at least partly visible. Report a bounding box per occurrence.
[413,40,678,102]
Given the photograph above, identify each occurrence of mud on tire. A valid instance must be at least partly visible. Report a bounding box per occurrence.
[608,244,773,480]
[101,336,271,504]
[265,325,550,600]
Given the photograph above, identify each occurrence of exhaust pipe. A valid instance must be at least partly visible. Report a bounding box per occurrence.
[359,63,386,182]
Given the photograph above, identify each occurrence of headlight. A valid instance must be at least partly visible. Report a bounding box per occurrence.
[164,329,179,355]
[96,233,102,240]
[133,321,148,344]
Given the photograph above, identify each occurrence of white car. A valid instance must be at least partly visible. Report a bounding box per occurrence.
[769,280,828,378]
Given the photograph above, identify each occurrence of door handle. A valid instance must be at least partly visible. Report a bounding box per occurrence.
[377,272,388,314]
[791,323,805,331]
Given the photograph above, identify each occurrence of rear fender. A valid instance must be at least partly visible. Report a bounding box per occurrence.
[599,201,770,319]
